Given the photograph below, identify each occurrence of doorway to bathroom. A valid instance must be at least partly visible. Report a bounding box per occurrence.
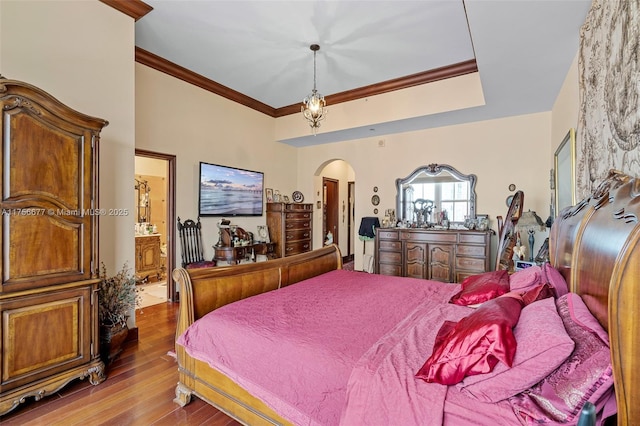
[134,149,177,306]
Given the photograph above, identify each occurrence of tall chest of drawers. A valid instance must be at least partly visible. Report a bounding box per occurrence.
[375,228,492,283]
[266,202,313,257]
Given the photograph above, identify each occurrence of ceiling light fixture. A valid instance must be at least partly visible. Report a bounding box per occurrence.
[301,44,327,135]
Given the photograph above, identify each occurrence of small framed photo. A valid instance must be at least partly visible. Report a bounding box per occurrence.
[265,188,273,203]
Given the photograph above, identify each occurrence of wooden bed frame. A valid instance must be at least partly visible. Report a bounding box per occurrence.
[173,170,640,425]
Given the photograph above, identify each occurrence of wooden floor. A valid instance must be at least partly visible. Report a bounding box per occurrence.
[1,302,242,426]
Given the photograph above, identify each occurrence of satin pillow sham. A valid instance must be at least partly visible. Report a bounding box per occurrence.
[416,294,524,385]
[450,270,510,306]
[457,296,575,402]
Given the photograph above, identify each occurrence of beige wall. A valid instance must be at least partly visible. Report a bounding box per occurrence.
[0,0,136,275]
[297,112,554,270]
[135,63,298,261]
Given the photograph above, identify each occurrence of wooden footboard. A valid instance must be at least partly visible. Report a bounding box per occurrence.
[172,244,342,424]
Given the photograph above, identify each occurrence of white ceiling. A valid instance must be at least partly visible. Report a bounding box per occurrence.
[135,0,592,146]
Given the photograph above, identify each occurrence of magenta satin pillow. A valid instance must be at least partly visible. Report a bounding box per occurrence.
[416,294,524,385]
[457,296,575,402]
[508,293,614,423]
[450,270,510,306]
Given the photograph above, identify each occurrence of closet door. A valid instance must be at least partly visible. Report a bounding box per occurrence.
[0,82,105,293]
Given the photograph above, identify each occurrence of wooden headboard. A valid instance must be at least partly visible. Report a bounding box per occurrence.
[173,244,342,337]
[548,170,639,425]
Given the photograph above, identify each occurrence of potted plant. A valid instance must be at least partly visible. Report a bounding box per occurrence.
[98,262,140,364]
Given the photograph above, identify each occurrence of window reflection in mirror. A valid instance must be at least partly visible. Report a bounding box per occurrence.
[396,164,477,226]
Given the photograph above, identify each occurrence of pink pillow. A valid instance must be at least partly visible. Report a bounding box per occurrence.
[508,293,614,423]
[450,270,510,306]
[457,296,575,402]
[509,263,568,297]
[416,294,524,385]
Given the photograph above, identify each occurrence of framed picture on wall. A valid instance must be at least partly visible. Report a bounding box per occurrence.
[554,128,576,214]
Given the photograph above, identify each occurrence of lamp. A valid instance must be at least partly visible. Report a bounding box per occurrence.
[301,44,327,134]
[516,210,546,262]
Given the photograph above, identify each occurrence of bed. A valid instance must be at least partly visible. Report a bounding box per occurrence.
[172,169,639,425]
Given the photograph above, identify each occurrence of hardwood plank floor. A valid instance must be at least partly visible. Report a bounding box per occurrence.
[1,302,242,426]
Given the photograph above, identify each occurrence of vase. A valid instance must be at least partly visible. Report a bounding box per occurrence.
[100,322,129,365]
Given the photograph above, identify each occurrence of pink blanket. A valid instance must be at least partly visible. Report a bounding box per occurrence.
[176,270,461,425]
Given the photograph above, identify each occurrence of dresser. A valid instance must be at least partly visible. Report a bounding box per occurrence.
[135,234,161,281]
[0,78,107,415]
[375,228,492,283]
[266,202,313,257]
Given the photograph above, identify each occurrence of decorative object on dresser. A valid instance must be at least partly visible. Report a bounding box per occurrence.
[177,217,216,269]
[375,228,492,282]
[0,77,108,415]
[213,223,275,264]
[267,202,313,257]
[516,210,546,262]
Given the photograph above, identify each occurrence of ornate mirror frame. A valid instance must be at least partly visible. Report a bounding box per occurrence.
[395,163,477,225]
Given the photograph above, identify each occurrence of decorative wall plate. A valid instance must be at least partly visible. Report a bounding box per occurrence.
[292,191,304,203]
[371,194,380,206]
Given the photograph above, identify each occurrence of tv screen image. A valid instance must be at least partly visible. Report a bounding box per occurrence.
[199,162,264,216]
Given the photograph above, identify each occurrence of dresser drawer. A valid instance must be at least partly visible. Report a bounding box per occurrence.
[379,263,402,276]
[379,240,401,251]
[379,251,402,264]
[285,212,312,220]
[285,228,311,241]
[284,240,311,256]
[284,220,311,230]
[401,231,457,243]
[455,256,486,271]
[457,244,486,257]
[377,230,399,240]
[459,233,488,244]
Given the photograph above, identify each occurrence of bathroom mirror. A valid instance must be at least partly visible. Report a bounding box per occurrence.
[396,164,477,225]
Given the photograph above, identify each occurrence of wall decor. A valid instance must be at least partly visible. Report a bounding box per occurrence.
[576,0,640,200]
[554,129,576,213]
[292,190,304,203]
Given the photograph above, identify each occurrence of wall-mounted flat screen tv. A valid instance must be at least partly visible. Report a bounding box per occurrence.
[198,162,264,216]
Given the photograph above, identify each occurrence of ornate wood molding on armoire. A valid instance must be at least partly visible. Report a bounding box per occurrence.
[0,77,108,415]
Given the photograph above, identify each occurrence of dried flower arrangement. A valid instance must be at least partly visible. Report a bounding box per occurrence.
[98,262,140,326]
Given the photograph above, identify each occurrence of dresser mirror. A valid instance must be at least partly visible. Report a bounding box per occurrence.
[396,164,477,226]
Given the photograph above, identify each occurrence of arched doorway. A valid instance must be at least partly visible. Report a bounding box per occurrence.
[315,159,355,263]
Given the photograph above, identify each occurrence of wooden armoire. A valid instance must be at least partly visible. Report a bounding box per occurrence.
[0,77,108,415]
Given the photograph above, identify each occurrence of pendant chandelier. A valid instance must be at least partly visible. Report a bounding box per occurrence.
[301,44,327,135]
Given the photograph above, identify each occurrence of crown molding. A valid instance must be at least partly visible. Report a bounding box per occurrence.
[100,0,153,21]
[274,59,477,117]
[135,47,276,116]
[135,46,477,118]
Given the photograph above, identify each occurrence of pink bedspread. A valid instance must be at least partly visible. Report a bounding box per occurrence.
[340,301,473,425]
[176,270,461,426]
